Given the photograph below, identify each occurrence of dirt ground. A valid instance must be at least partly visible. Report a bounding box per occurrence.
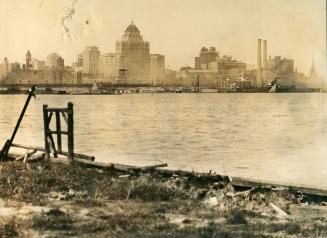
[0,161,326,237]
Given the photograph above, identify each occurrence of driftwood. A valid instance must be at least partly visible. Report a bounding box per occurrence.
[11,143,95,161]
[74,158,167,173]
[26,153,45,162]
[15,149,37,162]
[8,152,44,162]
[233,187,255,197]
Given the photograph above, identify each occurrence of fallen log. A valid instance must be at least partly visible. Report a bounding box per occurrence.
[26,153,45,162]
[73,159,167,173]
[11,143,95,161]
[233,187,255,197]
[60,151,95,161]
[139,163,168,172]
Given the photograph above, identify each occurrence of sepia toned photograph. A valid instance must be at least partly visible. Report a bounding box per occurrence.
[0,0,326,237]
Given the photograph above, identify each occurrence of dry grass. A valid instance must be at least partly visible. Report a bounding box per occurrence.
[0,161,326,237]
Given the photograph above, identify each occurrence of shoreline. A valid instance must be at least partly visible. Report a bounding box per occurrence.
[0,154,326,237]
[0,91,324,95]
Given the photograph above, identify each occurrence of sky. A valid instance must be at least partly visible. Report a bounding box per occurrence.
[0,0,326,76]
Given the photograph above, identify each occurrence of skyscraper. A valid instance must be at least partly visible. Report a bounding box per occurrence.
[115,21,150,81]
[82,46,100,75]
[26,50,31,69]
[150,54,165,85]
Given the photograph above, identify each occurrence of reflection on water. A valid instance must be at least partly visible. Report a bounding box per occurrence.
[1,93,327,188]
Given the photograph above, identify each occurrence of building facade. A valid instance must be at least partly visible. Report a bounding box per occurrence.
[150,54,165,85]
[31,59,45,71]
[73,22,165,84]
[0,57,9,79]
[46,53,64,69]
[82,46,100,75]
[98,53,120,79]
[26,50,32,69]
[265,56,294,85]
[195,47,219,70]
[0,58,21,81]
[189,47,247,86]
[115,21,150,82]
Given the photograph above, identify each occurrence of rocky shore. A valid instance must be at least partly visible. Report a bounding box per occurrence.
[0,160,325,237]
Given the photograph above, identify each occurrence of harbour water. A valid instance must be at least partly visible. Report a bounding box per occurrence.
[1,93,327,189]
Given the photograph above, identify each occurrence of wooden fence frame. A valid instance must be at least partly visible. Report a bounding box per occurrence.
[43,102,74,162]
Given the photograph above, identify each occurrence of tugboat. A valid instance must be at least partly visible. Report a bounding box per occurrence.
[228,75,256,93]
[228,80,255,93]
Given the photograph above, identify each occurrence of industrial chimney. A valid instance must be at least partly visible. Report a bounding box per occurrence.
[263,40,267,86]
[257,39,262,87]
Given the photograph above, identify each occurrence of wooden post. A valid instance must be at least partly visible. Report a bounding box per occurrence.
[67,102,74,163]
[42,102,74,163]
[55,111,62,153]
[43,104,50,160]
[0,85,36,160]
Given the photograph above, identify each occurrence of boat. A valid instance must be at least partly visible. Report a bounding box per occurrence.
[266,78,295,93]
[228,79,255,93]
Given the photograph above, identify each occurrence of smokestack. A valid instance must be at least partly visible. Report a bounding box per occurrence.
[257,39,262,87]
[263,40,267,86]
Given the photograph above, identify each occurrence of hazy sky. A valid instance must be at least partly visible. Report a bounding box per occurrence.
[0,0,325,76]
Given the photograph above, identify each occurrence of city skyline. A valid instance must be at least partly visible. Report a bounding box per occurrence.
[0,0,325,76]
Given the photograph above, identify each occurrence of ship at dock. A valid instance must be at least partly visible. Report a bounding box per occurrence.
[228,77,295,93]
[265,78,295,93]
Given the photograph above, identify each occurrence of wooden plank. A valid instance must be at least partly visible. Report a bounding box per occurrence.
[46,108,69,112]
[67,102,74,162]
[139,163,168,171]
[47,130,68,135]
[11,143,95,161]
[60,151,95,161]
[74,159,165,173]
[74,158,113,169]
[61,111,68,124]
[43,105,50,159]
[55,111,62,153]
[15,149,37,162]
[47,112,53,127]
[11,143,44,152]
[231,176,327,197]
[48,134,58,158]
